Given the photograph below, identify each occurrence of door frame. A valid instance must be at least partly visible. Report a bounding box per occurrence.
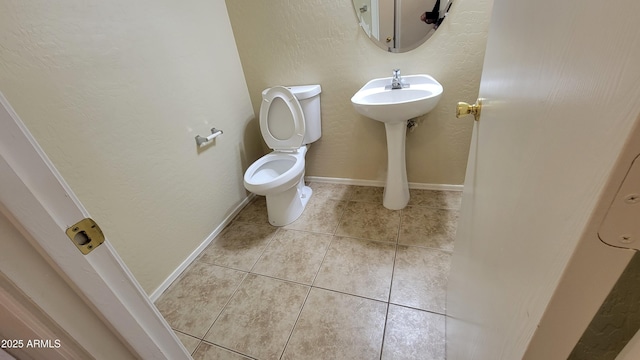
[0,92,191,359]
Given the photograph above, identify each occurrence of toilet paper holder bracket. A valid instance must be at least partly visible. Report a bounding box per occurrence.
[195,128,223,147]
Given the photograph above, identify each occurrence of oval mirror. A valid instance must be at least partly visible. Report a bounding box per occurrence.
[353,0,452,53]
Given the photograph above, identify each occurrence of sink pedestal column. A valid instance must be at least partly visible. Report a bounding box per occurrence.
[383,121,409,210]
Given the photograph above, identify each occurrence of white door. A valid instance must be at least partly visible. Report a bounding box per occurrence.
[0,93,192,359]
[376,0,395,49]
[446,0,640,359]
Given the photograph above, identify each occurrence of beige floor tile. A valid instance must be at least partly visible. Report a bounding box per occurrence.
[314,236,395,301]
[390,246,451,314]
[192,342,252,360]
[205,274,309,360]
[252,229,332,284]
[336,201,401,243]
[233,196,269,224]
[381,305,445,360]
[351,185,385,203]
[155,262,246,338]
[160,185,458,359]
[399,207,458,251]
[308,182,355,201]
[284,197,348,234]
[408,189,462,209]
[198,221,277,271]
[282,288,387,360]
[175,331,200,355]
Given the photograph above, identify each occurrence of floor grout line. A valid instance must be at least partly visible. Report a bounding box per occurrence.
[278,230,337,360]
[379,209,402,359]
[199,271,250,348]
[191,340,201,357]
[247,227,281,274]
[197,339,259,360]
[277,285,313,360]
[386,302,448,317]
[308,285,390,305]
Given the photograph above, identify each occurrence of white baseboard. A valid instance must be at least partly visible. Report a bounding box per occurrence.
[305,176,464,192]
[148,194,255,302]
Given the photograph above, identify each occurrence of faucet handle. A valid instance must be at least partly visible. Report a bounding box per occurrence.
[393,68,400,77]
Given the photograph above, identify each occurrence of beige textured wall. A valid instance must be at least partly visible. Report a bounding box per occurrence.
[0,0,261,293]
[226,0,493,185]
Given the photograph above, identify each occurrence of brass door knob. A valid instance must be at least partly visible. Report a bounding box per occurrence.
[456,99,482,121]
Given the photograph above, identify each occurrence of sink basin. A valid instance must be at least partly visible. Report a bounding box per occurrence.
[351,74,443,123]
[350,74,443,210]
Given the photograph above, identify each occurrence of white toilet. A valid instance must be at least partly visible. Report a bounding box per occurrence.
[243,84,322,226]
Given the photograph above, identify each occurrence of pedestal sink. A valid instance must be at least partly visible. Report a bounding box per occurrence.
[351,74,443,210]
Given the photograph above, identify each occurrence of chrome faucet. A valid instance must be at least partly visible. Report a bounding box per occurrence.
[391,69,407,89]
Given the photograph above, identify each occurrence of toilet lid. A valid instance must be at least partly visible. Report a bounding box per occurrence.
[260,86,305,150]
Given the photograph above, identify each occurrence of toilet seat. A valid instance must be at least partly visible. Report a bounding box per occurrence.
[260,86,305,150]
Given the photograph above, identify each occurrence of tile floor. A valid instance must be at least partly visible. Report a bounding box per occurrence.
[155,183,460,360]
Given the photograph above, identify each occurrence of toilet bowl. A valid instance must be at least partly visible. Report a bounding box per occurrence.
[243,85,322,226]
[244,146,311,226]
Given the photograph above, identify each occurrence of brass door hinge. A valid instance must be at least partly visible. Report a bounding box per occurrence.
[66,218,105,255]
[599,154,640,250]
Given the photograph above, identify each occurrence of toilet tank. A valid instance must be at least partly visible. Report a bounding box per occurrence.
[288,85,322,145]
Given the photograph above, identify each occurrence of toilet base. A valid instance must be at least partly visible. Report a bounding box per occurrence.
[265,177,312,226]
